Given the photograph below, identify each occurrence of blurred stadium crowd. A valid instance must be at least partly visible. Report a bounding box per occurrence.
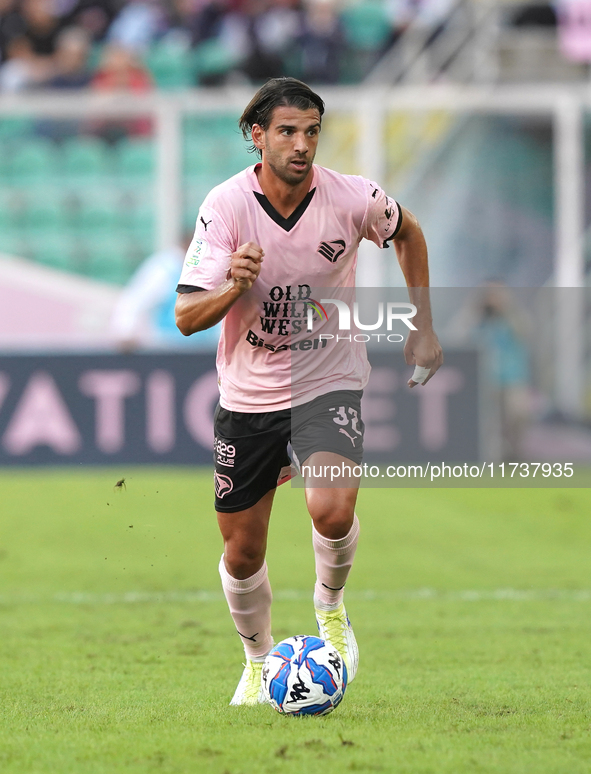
[0,0,432,90]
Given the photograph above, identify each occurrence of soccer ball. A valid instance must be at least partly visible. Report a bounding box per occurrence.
[262,635,347,716]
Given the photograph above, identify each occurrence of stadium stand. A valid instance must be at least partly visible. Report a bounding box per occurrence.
[116,138,155,179]
[31,233,78,272]
[85,234,133,284]
[61,136,112,182]
[0,0,587,287]
[10,138,57,184]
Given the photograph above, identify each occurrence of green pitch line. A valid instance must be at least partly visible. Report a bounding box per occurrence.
[0,468,590,774]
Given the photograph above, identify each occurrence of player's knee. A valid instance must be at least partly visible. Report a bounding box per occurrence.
[309,500,354,540]
[224,543,266,580]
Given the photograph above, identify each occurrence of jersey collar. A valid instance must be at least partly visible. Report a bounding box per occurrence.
[249,163,317,233]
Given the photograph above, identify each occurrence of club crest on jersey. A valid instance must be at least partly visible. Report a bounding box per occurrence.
[186,238,209,268]
[317,239,346,263]
[214,472,234,499]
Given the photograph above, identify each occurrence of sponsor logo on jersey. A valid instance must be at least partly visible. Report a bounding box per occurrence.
[245,329,328,352]
[185,238,209,268]
[317,239,346,263]
[214,472,233,499]
[258,284,314,337]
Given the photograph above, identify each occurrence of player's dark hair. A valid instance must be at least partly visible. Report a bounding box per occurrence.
[239,77,325,157]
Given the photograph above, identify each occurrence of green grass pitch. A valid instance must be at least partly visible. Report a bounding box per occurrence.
[1,468,590,773]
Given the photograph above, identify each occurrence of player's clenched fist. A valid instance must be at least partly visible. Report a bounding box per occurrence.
[230,242,264,292]
[405,328,443,388]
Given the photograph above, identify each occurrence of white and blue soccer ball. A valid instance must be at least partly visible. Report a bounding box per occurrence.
[262,635,347,716]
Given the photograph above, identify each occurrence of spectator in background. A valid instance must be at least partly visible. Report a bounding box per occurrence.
[107,0,166,51]
[297,0,344,84]
[188,0,241,85]
[219,0,296,82]
[90,44,153,139]
[0,34,53,91]
[0,22,91,94]
[110,233,220,352]
[160,0,210,46]
[33,26,92,136]
[0,0,399,90]
[0,0,25,64]
[92,42,153,91]
[192,0,233,45]
[47,25,92,87]
[255,0,302,69]
[0,0,62,91]
[17,0,63,57]
[61,0,120,42]
[447,281,532,461]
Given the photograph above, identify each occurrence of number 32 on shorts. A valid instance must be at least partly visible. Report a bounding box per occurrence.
[329,406,362,447]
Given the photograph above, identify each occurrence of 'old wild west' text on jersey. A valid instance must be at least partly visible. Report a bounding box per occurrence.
[177,164,401,412]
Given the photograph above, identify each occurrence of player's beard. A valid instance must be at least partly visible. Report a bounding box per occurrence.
[264,146,314,187]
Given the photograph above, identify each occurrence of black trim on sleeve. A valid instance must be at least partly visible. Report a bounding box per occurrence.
[176,284,207,293]
[382,204,403,248]
[253,188,316,232]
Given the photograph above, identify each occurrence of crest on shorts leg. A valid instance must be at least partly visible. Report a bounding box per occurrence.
[215,472,234,499]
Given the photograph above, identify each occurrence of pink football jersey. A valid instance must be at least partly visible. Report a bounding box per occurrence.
[177,164,401,412]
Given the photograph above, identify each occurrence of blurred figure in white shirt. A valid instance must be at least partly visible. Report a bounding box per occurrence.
[110,235,220,352]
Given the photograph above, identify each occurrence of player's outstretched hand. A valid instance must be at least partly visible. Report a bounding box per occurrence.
[404,328,443,388]
[230,242,264,292]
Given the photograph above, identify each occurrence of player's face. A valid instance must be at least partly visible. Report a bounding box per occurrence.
[255,106,321,186]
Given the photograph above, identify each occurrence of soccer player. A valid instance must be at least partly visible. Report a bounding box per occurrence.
[175,78,442,705]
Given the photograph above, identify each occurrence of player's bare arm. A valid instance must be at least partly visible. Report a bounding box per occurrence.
[393,205,443,387]
[175,242,264,336]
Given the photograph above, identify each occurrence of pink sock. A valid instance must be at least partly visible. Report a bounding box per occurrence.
[218,555,273,660]
[312,514,360,607]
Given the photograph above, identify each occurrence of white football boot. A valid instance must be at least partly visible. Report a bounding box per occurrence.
[314,601,359,683]
[229,659,266,706]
